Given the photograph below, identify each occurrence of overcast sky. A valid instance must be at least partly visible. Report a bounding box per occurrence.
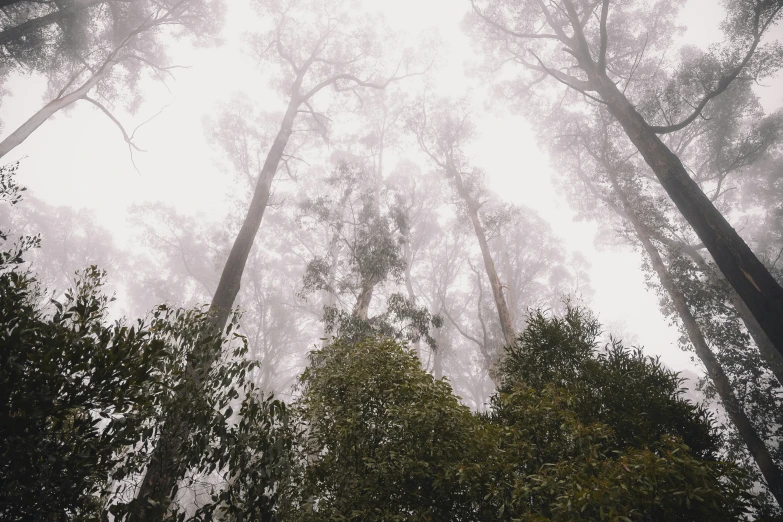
[2,0,782,375]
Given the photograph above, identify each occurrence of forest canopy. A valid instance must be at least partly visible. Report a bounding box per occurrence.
[1,0,782,519]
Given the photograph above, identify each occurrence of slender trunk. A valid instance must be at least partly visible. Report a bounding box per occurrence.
[130,95,301,521]
[352,278,374,320]
[322,237,340,337]
[595,74,783,367]
[432,305,443,379]
[376,107,385,199]
[0,0,105,47]
[473,265,501,389]
[403,240,421,358]
[450,169,515,347]
[0,66,106,159]
[610,173,783,506]
[208,100,298,329]
[499,234,516,327]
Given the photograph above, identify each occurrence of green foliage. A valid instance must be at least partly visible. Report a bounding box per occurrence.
[484,306,752,521]
[497,306,720,458]
[322,292,442,349]
[0,170,288,521]
[267,310,752,521]
[0,257,167,518]
[280,336,486,521]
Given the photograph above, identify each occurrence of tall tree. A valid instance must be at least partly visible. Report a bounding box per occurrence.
[467,0,783,362]
[411,99,516,350]
[554,107,783,507]
[298,162,440,348]
[132,1,424,515]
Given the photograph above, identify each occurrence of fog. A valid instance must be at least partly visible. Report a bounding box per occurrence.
[2,0,783,518]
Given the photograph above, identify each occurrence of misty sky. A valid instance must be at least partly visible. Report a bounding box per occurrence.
[2,0,782,377]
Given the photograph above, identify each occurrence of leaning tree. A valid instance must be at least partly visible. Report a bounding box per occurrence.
[467,0,783,363]
[131,0,429,517]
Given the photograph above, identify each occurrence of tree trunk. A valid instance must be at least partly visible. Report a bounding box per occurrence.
[0,66,106,159]
[208,100,298,330]
[673,241,783,387]
[320,237,340,337]
[0,0,45,9]
[432,306,443,379]
[0,0,105,47]
[595,74,783,369]
[610,172,783,507]
[450,169,515,347]
[403,240,422,358]
[730,292,783,385]
[130,96,300,521]
[352,278,375,320]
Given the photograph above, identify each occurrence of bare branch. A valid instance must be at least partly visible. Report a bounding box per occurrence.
[529,50,605,104]
[650,4,782,134]
[82,95,144,152]
[597,0,609,73]
[470,0,562,41]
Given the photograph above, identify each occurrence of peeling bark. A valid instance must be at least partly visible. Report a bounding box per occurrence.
[352,278,375,320]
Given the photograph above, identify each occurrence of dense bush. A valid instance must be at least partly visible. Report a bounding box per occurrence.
[273,312,752,521]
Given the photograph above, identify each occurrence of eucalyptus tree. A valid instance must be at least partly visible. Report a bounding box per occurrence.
[467,0,783,361]
[133,1,426,514]
[410,98,516,350]
[383,163,445,356]
[552,106,783,507]
[0,0,225,159]
[298,162,440,348]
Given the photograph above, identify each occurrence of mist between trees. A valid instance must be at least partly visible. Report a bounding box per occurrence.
[1,0,783,520]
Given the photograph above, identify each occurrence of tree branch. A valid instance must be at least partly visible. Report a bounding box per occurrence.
[597,0,609,73]
[529,50,604,104]
[470,0,562,41]
[649,3,781,134]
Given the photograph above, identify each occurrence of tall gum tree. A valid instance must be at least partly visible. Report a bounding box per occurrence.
[467,0,783,363]
[555,108,783,507]
[411,99,516,352]
[131,1,425,516]
[555,82,783,385]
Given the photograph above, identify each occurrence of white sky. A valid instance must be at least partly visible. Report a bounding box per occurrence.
[2,0,782,375]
